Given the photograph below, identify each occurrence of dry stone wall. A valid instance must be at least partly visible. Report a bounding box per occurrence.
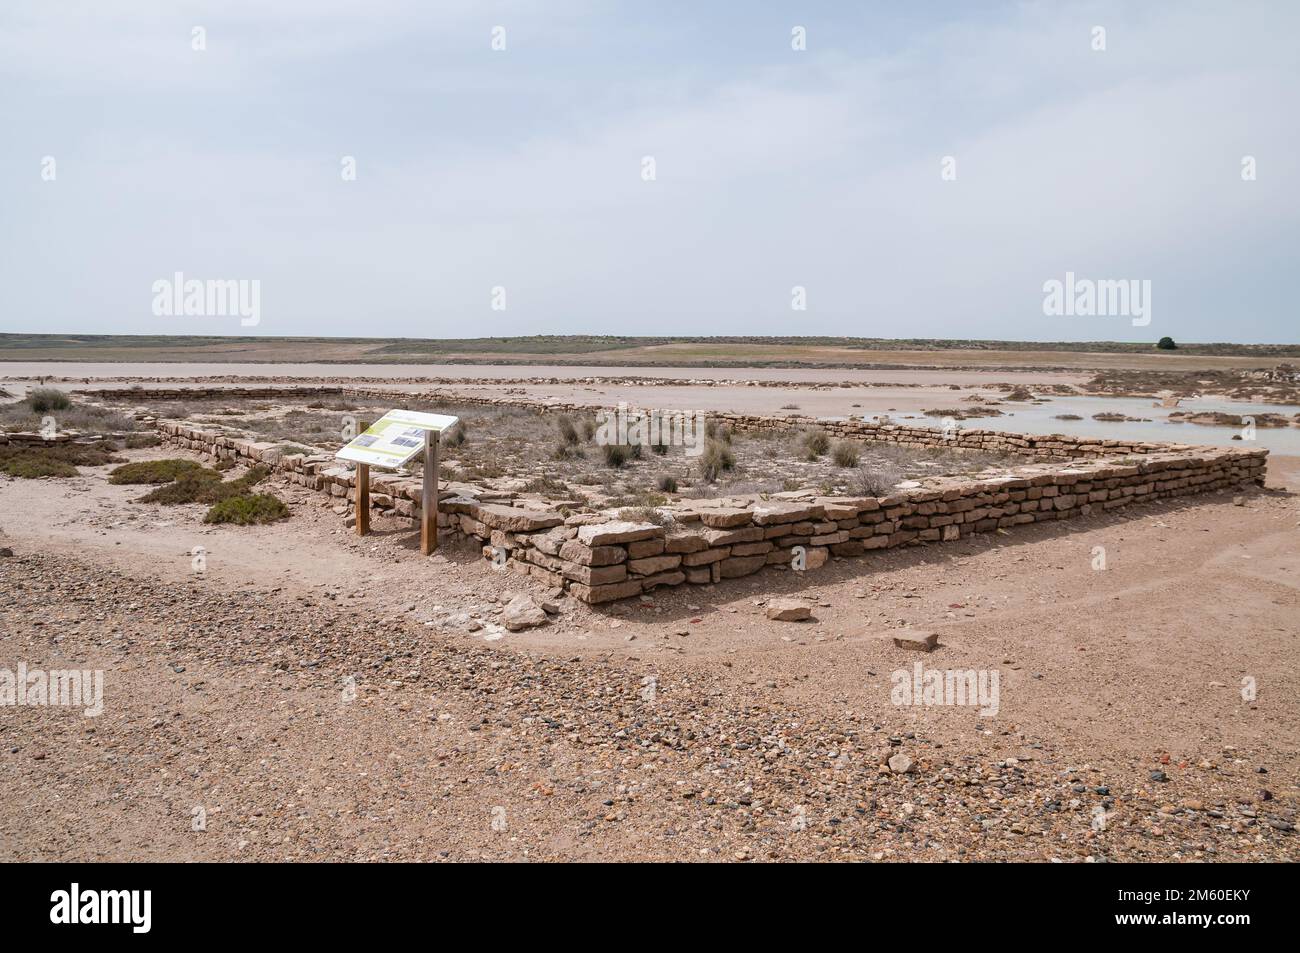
[151,410,1267,606]
[461,447,1264,602]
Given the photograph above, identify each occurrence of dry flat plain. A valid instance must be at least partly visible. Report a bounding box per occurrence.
[1,350,1298,862]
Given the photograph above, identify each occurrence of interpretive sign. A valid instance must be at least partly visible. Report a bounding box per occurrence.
[334,409,459,554]
[336,409,459,468]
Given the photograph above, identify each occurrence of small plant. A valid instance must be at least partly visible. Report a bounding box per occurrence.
[556,415,580,446]
[657,474,678,493]
[26,388,71,414]
[698,438,735,483]
[831,440,860,467]
[581,417,597,441]
[523,475,569,495]
[617,505,666,526]
[705,420,732,443]
[204,493,290,525]
[122,433,162,449]
[444,422,467,447]
[801,428,830,459]
[855,462,903,497]
[602,444,629,468]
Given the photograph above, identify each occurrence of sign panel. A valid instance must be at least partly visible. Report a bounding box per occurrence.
[336,409,460,468]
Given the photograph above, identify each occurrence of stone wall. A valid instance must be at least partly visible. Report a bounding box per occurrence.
[458,447,1266,602]
[79,386,344,401]
[152,416,1266,605]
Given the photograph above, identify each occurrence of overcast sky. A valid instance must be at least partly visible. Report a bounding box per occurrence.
[1,1,1296,343]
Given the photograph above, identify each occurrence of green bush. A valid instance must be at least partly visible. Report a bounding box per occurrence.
[109,459,207,485]
[203,493,290,525]
[602,443,629,468]
[657,474,678,493]
[831,440,860,467]
[0,453,78,478]
[0,443,123,479]
[26,388,71,413]
[138,463,270,505]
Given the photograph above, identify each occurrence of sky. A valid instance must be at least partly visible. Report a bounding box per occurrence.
[1,0,1296,343]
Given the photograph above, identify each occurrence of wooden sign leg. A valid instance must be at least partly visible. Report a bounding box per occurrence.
[421,430,439,555]
[356,463,370,536]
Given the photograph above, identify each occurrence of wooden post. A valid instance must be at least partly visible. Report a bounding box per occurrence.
[421,429,439,555]
[355,463,370,536]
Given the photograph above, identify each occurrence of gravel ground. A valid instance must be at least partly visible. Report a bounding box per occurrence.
[2,534,1296,861]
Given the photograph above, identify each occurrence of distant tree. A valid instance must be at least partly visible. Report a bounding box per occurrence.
[1157,337,1177,350]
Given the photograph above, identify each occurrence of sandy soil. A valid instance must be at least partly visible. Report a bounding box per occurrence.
[1,448,1296,862]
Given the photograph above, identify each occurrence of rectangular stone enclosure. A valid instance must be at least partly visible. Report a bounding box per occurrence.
[136,386,1268,605]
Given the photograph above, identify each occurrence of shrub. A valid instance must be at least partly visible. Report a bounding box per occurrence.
[0,453,78,478]
[443,422,467,447]
[122,433,162,449]
[109,459,207,485]
[698,438,735,483]
[0,443,122,479]
[135,463,270,505]
[657,474,678,493]
[203,493,289,525]
[26,388,71,413]
[616,505,666,526]
[855,463,903,497]
[831,441,860,467]
[523,475,569,495]
[602,444,629,468]
[705,420,732,443]
[1157,336,1177,350]
[138,469,225,504]
[801,429,830,459]
[556,415,580,445]
[581,417,597,441]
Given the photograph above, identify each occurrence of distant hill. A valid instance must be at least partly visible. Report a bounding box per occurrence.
[3,332,1299,357]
